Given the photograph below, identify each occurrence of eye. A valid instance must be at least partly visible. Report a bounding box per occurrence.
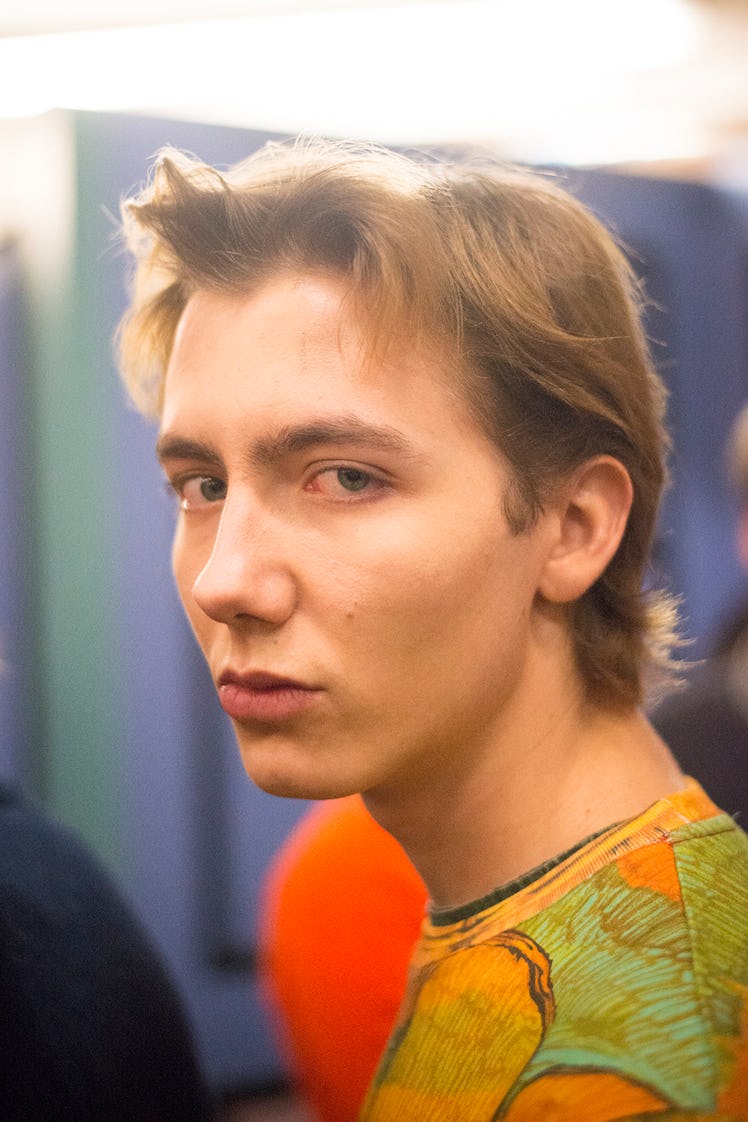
[306,465,387,501]
[334,468,372,493]
[175,474,227,511]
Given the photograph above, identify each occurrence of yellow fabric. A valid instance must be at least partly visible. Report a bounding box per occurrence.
[361,781,748,1120]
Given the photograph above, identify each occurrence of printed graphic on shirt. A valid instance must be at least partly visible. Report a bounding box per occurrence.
[361,784,748,1121]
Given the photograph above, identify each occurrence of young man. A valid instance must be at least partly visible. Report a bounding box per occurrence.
[118,140,748,1118]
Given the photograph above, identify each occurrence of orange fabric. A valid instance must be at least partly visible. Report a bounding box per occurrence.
[719,984,748,1114]
[615,838,681,901]
[258,797,428,1122]
[361,781,748,1120]
[501,1072,668,1120]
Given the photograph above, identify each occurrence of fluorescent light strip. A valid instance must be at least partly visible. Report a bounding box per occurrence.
[0,0,701,162]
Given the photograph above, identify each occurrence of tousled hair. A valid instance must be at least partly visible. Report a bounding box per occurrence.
[117,137,679,708]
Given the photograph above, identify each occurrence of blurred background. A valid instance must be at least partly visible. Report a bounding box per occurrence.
[2,0,748,1102]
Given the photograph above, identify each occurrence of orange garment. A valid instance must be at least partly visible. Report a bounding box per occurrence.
[362,780,748,1120]
[258,797,428,1122]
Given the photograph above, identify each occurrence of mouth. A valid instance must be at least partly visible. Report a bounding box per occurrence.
[216,669,321,723]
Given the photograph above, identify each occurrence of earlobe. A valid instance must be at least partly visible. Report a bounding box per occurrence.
[538,456,633,604]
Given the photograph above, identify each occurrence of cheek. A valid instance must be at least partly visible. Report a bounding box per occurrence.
[329,527,523,650]
[171,525,207,618]
[171,533,190,601]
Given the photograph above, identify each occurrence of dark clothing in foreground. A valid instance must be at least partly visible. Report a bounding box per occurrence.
[0,784,212,1122]
[652,603,748,826]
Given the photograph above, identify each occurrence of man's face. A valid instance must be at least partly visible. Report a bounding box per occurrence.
[158,274,556,803]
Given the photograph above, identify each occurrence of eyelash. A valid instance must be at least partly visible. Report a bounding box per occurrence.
[305,465,388,501]
[166,474,226,511]
[166,462,390,512]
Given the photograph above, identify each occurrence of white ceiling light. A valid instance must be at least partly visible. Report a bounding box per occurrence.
[0,0,707,164]
[0,0,452,36]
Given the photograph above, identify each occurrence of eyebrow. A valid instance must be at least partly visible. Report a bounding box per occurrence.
[155,435,224,467]
[249,417,417,466]
[156,416,420,469]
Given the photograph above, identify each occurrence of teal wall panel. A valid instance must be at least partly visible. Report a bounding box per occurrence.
[0,242,37,787]
[27,117,123,869]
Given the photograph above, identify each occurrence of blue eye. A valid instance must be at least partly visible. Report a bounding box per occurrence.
[336,468,371,492]
[305,464,387,502]
[178,475,227,510]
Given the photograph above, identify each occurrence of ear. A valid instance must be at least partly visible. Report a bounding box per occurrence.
[538,456,633,604]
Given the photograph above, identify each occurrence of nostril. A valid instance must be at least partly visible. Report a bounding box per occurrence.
[178,499,298,626]
[193,557,297,627]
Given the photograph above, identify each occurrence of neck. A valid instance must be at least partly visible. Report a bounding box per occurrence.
[363,676,684,912]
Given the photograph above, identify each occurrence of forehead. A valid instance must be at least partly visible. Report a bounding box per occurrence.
[170,274,345,372]
[161,273,485,445]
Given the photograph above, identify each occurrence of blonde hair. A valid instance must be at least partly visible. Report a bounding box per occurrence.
[118,137,678,708]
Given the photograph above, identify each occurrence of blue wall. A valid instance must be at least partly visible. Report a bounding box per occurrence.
[568,169,748,647]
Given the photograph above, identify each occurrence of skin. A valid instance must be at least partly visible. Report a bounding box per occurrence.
[158,272,684,908]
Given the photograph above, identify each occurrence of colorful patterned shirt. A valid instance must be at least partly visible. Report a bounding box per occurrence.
[361,780,748,1120]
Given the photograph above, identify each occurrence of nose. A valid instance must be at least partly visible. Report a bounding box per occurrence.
[191,497,298,627]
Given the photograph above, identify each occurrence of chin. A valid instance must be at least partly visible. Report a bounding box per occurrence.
[238,743,359,802]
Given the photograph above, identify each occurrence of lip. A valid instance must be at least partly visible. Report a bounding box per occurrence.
[217,669,321,723]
